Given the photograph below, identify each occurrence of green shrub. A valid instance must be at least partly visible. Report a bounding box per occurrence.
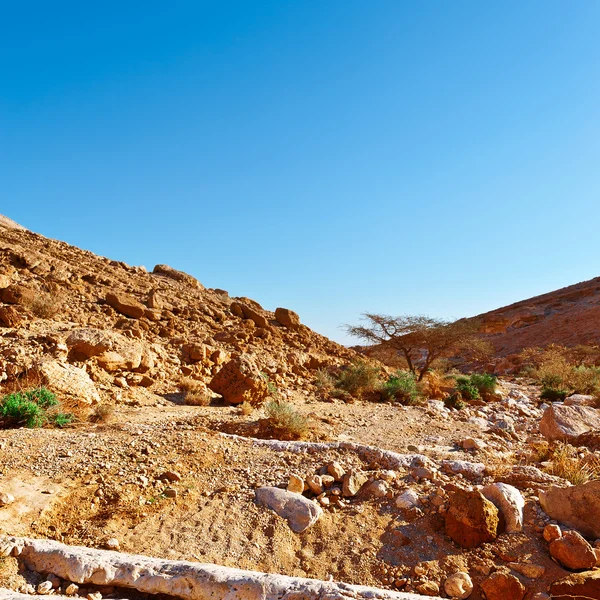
[0,388,71,429]
[455,377,480,401]
[469,373,498,400]
[444,392,466,410]
[334,360,381,398]
[540,387,568,402]
[379,371,420,405]
[314,368,335,393]
[264,400,309,440]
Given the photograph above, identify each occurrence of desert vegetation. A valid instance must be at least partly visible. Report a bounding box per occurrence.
[0,388,72,428]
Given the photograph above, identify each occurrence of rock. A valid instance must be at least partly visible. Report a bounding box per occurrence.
[416,581,439,596]
[105,292,145,319]
[441,460,486,479]
[163,488,177,499]
[1,285,35,306]
[255,487,322,533]
[230,302,269,328]
[565,394,597,407]
[287,475,305,494]
[66,328,144,371]
[31,359,100,405]
[360,480,388,499]
[550,569,600,599]
[539,480,600,538]
[275,308,300,329]
[208,355,270,406]
[0,305,22,327]
[159,471,182,483]
[7,534,449,599]
[153,264,203,289]
[306,475,323,495]
[461,438,486,451]
[543,524,562,542]
[342,471,368,497]
[445,489,499,548]
[444,572,473,599]
[105,538,120,551]
[147,290,163,309]
[37,581,53,594]
[327,462,345,481]
[549,530,596,570]
[0,492,14,507]
[65,583,79,595]
[395,489,419,509]
[508,562,545,579]
[480,572,525,600]
[481,483,524,533]
[540,404,600,441]
[496,465,565,489]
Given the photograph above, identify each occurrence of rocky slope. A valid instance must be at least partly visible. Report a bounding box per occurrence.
[0,214,357,410]
[476,276,600,358]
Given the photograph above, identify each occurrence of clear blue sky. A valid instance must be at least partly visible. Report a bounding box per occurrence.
[2,2,600,344]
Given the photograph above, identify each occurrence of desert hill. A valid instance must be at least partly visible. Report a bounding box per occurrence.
[0,214,357,408]
[476,276,600,358]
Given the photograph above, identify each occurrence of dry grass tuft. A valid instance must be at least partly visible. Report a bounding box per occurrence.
[239,401,254,416]
[547,443,600,485]
[180,377,211,406]
[28,293,63,319]
[264,400,309,440]
[89,404,115,424]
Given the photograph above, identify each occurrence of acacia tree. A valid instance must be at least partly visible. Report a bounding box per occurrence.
[345,314,489,381]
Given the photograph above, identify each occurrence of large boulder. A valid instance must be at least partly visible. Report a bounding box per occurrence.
[445,489,499,548]
[1,285,35,306]
[539,404,600,441]
[32,360,100,406]
[152,264,203,289]
[208,355,270,405]
[539,481,600,539]
[255,487,322,533]
[105,292,145,319]
[549,530,596,571]
[275,308,301,329]
[66,328,145,372]
[0,305,22,328]
[230,302,269,329]
[481,483,524,533]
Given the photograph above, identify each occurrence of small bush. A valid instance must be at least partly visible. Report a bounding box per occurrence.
[469,373,498,400]
[264,400,309,440]
[540,387,568,402]
[444,392,466,410]
[28,293,62,319]
[239,401,254,416]
[455,377,480,401]
[89,404,114,424]
[314,368,335,394]
[379,371,420,405]
[547,442,600,485]
[335,360,381,398]
[0,388,70,428]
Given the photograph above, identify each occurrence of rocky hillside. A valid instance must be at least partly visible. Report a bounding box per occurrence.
[476,276,600,357]
[0,214,357,409]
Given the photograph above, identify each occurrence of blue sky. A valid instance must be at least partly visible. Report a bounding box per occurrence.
[2,1,600,343]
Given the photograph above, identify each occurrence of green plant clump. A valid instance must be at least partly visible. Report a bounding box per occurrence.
[334,360,381,398]
[455,377,480,401]
[469,373,498,400]
[379,371,420,405]
[264,400,309,440]
[540,387,568,402]
[0,388,71,429]
[444,392,466,410]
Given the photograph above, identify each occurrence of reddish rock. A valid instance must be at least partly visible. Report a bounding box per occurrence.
[275,307,301,329]
[480,572,525,600]
[342,471,369,497]
[208,355,270,405]
[106,292,145,319]
[0,305,22,327]
[549,530,596,571]
[445,489,499,548]
[1,284,35,306]
[551,569,600,599]
[152,264,203,289]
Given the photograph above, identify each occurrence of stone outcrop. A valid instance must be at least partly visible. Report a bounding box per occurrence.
[1,537,438,599]
[445,489,499,548]
[208,355,270,405]
[152,264,203,289]
[31,360,100,405]
[550,569,600,599]
[540,404,600,441]
[539,480,600,539]
[275,307,301,329]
